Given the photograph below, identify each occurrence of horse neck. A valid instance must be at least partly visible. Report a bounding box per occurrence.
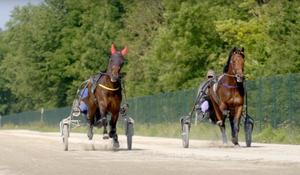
[224,69,238,86]
[223,70,244,96]
[101,73,119,88]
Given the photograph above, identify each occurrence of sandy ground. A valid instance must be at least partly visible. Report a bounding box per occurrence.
[0,130,300,175]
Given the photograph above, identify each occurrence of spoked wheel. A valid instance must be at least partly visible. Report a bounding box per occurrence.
[245,123,253,147]
[182,123,189,148]
[62,124,69,151]
[126,123,134,150]
[244,115,254,147]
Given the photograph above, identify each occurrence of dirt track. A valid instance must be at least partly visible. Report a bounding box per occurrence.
[0,130,299,175]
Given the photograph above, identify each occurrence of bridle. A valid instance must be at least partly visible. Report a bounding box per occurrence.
[229,53,245,82]
[108,53,123,82]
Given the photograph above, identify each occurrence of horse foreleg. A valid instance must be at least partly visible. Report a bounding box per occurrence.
[109,113,119,148]
[87,125,94,140]
[99,109,109,139]
[233,106,243,146]
[229,111,237,144]
[219,123,228,145]
[214,108,228,145]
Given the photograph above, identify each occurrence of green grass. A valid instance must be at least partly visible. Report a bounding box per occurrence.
[252,124,300,144]
[1,121,299,145]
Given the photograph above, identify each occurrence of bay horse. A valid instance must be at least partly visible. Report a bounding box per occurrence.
[209,47,245,147]
[87,44,127,148]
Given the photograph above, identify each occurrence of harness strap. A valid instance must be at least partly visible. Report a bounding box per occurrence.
[99,84,120,91]
[220,83,240,88]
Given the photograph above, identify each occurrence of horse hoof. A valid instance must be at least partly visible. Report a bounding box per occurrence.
[109,132,114,138]
[87,132,93,140]
[103,133,109,139]
[113,140,120,148]
[231,138,237,144]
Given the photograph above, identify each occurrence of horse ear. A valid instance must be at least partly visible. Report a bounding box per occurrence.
[233,47,237,54]
[121,47,128,57]
[241,47,244,54]
[111,44,116,55]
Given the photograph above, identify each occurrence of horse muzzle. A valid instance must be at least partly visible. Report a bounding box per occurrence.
[110,74,119,82]
[235,74,245,83]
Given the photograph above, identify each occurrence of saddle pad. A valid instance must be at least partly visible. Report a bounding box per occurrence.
[213,74,226,92]
[91,71,105,93]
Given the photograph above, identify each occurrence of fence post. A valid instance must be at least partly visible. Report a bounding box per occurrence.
[0,115,1,128]
[176,91,178,118]
[41,108,44,123]
[259,77,262,133]
[149,95,152,124]
[137,97,139,121]
[154,95,156,124]
[273,75,277,129]
[168,91,170,122]
[184,90,187,115]
[289,72,292,132]
[161,93,163,124]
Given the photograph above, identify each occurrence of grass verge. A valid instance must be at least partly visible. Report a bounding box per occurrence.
[1,121,299,145]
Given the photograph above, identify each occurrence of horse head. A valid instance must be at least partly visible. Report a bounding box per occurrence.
[229,47,245,82]
[108,44,127,82]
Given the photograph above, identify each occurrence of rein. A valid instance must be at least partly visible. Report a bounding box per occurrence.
[220,73,244,88]
[220,82,240,88]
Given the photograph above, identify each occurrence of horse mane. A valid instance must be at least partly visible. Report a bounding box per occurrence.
[223,51,232,73]
[223,48,245,73]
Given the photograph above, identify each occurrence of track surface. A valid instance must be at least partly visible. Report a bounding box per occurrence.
[0,130,300,175]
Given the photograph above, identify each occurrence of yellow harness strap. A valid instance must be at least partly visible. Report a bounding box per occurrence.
[99,84,120,91]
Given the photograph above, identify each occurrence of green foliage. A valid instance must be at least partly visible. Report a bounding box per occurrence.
[140,0,251,94]
[2,121,299,145]
[0,0,126,112]
[253,124,300,144]
[0,0,300,115]
[0,121,58,132]
[216,0,300,79]
[116,0,164,97]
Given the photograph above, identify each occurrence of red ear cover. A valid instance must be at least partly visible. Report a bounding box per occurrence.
[111,44,116,55]
[121,47,128,57]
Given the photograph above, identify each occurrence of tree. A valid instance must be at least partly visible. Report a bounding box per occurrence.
[215,0,300,79]
[141,0,250,94]
[1,0,126,112]
[116,0,164,97]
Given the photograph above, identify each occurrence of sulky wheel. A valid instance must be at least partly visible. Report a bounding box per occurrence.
[245,123,253,147]
[126,123,134,150]
[244,115,254,147]
[62,124,69,151]
[182,123,190,148]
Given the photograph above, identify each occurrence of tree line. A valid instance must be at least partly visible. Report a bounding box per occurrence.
[0,0,299,115]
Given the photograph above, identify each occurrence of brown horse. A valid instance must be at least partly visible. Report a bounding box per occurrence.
[209,47,245,147]
[87,44,127,148]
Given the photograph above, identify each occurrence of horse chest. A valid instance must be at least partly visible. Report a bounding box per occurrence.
[228,95,243,105]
